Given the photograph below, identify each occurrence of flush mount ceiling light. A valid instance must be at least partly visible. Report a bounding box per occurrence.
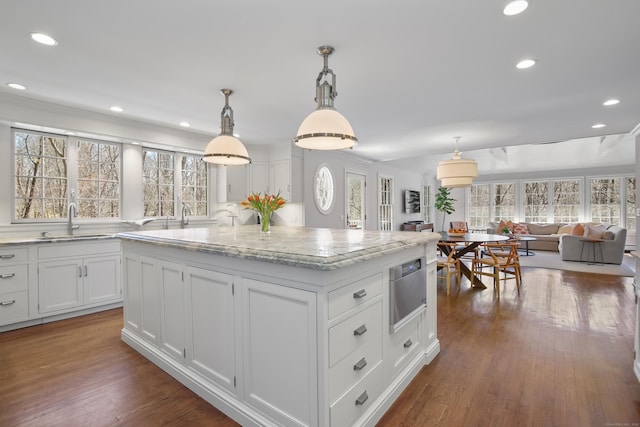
[503,0,529,16]
[203,89,251,165]
[436,137,478,188]
[603,99,620,106]
[110,106,124,112]
[516,58,536,69]
[294,45,357,151]
[7,83,26,90]
[30,32,58,46]
[592,123,606,129]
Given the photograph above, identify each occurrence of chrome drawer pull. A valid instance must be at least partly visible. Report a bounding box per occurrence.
[0,254,16,259]
[353,324,367,336]
[355,391,369,406]
[404,339,413,348]
[0,273,16,279]
[353,357,367,371]
[353,289,367,299]
[79,266,83,278]
[0,300,16,306]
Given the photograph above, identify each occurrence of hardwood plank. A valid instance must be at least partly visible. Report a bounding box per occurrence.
[1,265,640,425]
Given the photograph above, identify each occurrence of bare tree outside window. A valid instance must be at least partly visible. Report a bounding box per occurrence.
[627,177,636,232]
[524,181,548,222]
[469,184,489,228]
[493,183,515,221]
[77,140,120,218]
[552,180,580,223]
[591,178,621,225]
[181,155,207,216]
[143,149,174,217]
[15,131,67,219]
[378,176,392,231]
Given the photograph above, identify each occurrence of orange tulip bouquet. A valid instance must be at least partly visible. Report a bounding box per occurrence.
[241,192,286,234]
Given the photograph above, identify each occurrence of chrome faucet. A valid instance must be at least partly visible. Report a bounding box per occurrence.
[181,204,192,228]
[67,202,79,235]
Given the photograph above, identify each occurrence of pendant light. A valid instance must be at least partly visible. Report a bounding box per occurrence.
[203,89,251,165]
[436,137,478,188]
[294,46,357,150]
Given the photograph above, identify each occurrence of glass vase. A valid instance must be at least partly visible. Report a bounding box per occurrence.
[260,211,271,235]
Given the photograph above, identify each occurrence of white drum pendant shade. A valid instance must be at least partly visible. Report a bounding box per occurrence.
[436,137,478,188]
[294,109,356,150]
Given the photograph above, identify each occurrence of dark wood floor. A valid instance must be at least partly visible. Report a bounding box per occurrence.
[1,266,639,426]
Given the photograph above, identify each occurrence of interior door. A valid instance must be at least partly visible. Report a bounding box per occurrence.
[346,172,366,229]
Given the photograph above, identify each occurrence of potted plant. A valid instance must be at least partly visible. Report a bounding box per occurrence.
[501,226,511,234]
[434,187,456,233]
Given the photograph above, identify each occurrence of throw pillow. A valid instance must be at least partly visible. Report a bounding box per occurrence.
[557,224,575,234]
[572,223,585,236]
[602,231,615,240]
[586,224,607,240]
[512,223,530,235]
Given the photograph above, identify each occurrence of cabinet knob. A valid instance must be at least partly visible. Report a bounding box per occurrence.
[353,289,367,299]
[404,339,413,349]
[355,391,369,406]
[353,324,367,336]
[0,273,16,279]
[0,300,16,306]
[353,357,367,371]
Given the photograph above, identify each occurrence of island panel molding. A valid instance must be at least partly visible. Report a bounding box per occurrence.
[118,226,440,427]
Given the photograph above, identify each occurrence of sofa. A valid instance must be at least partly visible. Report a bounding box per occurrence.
[487,221,564,251]
[558,225,627,264]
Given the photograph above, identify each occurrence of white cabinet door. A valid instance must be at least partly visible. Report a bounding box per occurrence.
[271,158,290,200]
[123,253,142,334]
[250,161,269,195]
[84,255,121,305]
[159,260,186,363]
[242,278,317,427]
[227,164,248,202]
[38,259,83,313]
[185,266,236,393]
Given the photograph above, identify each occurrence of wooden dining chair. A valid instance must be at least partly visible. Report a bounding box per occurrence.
[471,242,521,298]
[437,242,461,295]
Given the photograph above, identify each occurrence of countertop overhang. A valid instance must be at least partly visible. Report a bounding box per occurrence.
[117,226,439,271]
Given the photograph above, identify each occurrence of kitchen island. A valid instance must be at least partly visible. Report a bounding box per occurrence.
[118,226,440,427]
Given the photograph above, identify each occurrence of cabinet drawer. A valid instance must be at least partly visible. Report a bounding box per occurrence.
[330,363,385,427]
[328,273,382,320]
[389,317,422,377]
[38,240,120,259]
[329,301,382,366]
[0,264,28,293]
[328,330,382,403]
[0,248,28,265]
[0,291,29,324]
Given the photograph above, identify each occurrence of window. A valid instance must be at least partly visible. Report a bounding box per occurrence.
[14,131,68,219]
[552,180,579,223]
[523,181,548,223]
[77,140,120,218]
[143,149,175,217]
[422,185,432,224]
[378,176,393,231]
[626,177,636,232]
[314,165,334,214]
[346,172,366,229]
[590,178,621,225]
[181,155,208,216]
[493,183,515,221]
[469,184,489,229]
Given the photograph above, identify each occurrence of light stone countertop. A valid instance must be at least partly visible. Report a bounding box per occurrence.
[117,226,440,271]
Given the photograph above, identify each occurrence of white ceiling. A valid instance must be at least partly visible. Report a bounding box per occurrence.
[1,0,639,174]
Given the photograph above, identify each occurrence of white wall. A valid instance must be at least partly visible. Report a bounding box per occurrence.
[302,150,425,231]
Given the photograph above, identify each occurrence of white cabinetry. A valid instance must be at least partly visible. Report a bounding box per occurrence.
[249,161,269,195]
[38,240,121,314]
[0,247,30,326]
[227,164,248,201]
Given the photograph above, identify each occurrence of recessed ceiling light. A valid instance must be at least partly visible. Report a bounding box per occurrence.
[179,122,190,127]
[7,83,26,90]
[131,141,141,145]
[30,32,58,46]
[592,123,606,129]
[110,106,124,113]
[603,99,620,106]
[516,59,536,69]
[503,0,529,16]
[64,131,76,136]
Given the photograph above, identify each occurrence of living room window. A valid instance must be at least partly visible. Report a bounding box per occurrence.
[523,181,549,223]
[469,184,489,229]
[422,184,432,224]
[552,179,580,223]
[626,177,636,231]
[493,183,515,221]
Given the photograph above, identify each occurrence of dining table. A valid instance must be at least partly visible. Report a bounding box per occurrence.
[438,232,510,289]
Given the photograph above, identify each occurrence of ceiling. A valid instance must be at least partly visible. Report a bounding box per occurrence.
[1,0,639,173]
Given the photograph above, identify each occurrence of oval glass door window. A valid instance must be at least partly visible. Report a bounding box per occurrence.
[314,165,334,214]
